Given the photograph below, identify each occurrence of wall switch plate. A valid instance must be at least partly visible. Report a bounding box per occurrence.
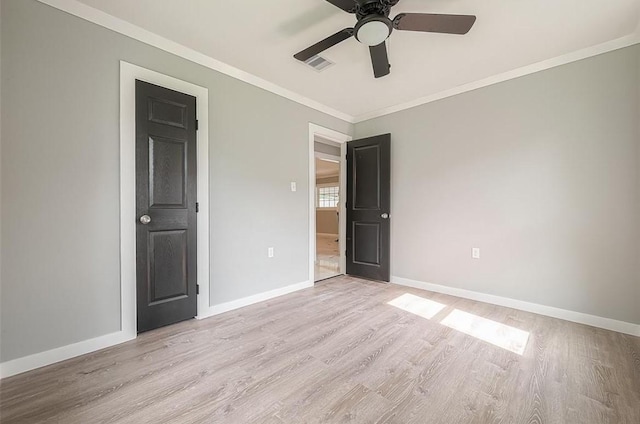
[268,247,274,258]
[472,248,480,259]
[290,182,297,192]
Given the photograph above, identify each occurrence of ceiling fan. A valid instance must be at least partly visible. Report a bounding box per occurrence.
[294,0,476,78]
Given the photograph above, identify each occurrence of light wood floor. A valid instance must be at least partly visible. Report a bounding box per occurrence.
[1,276,639,424]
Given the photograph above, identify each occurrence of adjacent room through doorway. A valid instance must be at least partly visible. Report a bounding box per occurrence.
[314,141,341,281]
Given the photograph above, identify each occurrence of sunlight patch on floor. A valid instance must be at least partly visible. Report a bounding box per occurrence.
[387,293,447,320]
[440,309,530,355]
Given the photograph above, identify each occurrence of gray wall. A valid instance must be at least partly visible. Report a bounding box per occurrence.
[0,0,352,362]
[356,45,640,325]
[637,50,640,326]
[0,0,3,362]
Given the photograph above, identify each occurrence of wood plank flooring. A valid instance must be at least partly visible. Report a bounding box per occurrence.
[1,276,639,423]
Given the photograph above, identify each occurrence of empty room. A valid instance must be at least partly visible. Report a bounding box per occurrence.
[0,0,639,423]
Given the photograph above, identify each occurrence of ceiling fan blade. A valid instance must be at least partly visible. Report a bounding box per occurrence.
[324,0,357,13]
[294,28,354,62]
[393,13,477,35]
[369,42,390,79]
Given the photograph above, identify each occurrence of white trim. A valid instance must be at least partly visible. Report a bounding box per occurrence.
[391,276,640,337]
[36,0,354,124]
[0,332,132,379]
[36,0,640,125]
[354,33,640,123]
[197,280,313,319]
[120,61,211,327]
[309,124,352,283]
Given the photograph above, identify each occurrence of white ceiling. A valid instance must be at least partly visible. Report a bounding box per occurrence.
[74,0,640,119]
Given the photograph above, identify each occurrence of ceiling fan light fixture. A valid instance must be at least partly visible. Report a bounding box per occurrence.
[355,16,391,47]
[294,1,478,79]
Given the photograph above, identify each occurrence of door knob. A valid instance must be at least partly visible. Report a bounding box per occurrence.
[381,213,389,219]
[139,215,152,225]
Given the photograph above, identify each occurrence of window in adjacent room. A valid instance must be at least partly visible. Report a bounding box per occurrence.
[317,185,339,208]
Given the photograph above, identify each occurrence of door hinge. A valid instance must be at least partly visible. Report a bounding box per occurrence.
[196,284,200,295]
[195,120,199,131]
[196,202,200,213]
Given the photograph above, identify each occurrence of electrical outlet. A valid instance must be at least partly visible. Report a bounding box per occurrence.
[268,247,274,258]
[472,248,480,259]
[290,182,297,192]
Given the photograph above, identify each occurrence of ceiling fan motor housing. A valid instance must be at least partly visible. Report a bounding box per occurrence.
[355,0,399,20]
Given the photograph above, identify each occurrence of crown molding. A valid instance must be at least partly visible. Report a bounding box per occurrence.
[36,0,356,123]
[354,32,640,123]
[36,0,640,126]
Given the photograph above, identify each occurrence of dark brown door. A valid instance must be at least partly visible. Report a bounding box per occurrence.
[346,134,391,282]
[136,80,197,333]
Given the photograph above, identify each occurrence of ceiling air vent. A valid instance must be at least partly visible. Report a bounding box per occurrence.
[303,55,334,72]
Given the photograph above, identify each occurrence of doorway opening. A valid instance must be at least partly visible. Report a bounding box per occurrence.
[308,124,351,283]
[315,153,340,281]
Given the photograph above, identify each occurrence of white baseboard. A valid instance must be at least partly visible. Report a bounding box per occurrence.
[197,280,314,320]
[0,281,314,380]
[391,276,640,337]
[0,330,136,379]
[4,276,633,380]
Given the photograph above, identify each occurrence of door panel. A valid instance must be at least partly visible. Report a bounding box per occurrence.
[149,136,187,208]
[353,222,380,265]
[148,97,188,128]
[136,80,197,333]
[346,134,391,282]
[353,145,380,209]
[149,230,188,304]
